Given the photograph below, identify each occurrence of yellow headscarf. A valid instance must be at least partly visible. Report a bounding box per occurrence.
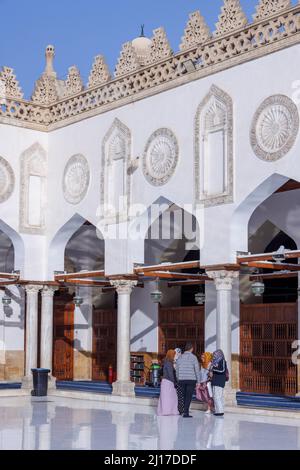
[201,352,213,369]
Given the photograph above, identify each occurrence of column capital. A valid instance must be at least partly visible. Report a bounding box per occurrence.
[41,285,58,298]
[110,280,138,295]
[24,284,42,294]
[206,270,239,291]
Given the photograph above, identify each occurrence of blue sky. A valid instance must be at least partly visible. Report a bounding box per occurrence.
[0,0,297,98]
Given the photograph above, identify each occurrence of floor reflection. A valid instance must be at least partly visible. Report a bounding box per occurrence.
[0,397,299,450]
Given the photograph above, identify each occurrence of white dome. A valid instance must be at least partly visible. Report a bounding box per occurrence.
[132,36,152,66]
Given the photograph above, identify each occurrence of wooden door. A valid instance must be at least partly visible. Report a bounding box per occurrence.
[92,309,117,381]
[53,293,74,381]
[159,306,205,358]
[240,303,297,395]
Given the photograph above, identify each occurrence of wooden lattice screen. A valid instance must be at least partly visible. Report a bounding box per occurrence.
[92,309,117,381]
[240,303,298,396]
[159,306,204,358]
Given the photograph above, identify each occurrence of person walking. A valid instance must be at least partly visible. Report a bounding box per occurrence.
[210,349,228,417]
[174,348,184,415]
[176,342,201,418]
[157,350,179,416]
[196,352,214,414]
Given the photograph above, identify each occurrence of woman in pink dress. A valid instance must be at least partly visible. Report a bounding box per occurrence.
[157,350,179,416]
[196,352,214,414]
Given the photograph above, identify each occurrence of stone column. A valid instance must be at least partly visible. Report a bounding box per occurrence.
[110,280,137,397]
[206,270,239,405]
[40,286,57,388]
[22,285,41,389]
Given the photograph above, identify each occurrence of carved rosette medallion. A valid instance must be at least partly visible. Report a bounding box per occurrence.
[250,95,299,161]
[63,154,90,204]
[0,156,15,203]
[143,129,179,186]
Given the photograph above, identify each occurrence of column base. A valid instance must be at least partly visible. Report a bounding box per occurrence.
[48,375,56,390]
[224,386,237,406]
[22,376,33,390]
[112,380,135,397]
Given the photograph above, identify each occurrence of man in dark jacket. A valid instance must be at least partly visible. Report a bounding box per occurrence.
[175,342,201,418]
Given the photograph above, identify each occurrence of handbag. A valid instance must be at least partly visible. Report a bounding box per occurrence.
[225,365,229,382]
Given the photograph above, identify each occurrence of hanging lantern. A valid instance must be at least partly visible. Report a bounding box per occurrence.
[73,295,83,306]
[151,278,163,304]
[195,291,205,305]
[251,281,265,297]
[2,295,11,306]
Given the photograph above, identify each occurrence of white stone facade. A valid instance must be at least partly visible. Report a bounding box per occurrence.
[1,2,300,388]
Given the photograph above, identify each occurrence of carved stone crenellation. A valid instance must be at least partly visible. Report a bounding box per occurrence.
[87,55,111,88]
[64,66,84,97]
[0,67,23,100]
[180,11,211,51]
[146,27,173,64]
[250,94,299,162]
[115,42,140,78]
[253,0,292,21]
[215,0,248,36]
[32,75,59,105]
[2,6,300,130]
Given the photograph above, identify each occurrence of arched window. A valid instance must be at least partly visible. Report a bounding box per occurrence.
[195,85,233,206]
[101,119,131,222]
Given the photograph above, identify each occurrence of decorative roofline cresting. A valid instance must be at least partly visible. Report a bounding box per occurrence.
[1,2,300,131]
[253,0,292,21]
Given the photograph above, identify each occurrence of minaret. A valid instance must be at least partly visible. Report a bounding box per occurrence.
[44,45,56,77]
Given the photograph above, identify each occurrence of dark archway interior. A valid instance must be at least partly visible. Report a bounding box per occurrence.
[181,249,201,307]
[0,229,14,273]
[263,231,298,303]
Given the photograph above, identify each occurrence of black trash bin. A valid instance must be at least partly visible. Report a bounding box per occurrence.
[31,369,50,397]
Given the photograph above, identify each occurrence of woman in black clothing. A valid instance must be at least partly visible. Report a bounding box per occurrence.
[210,350,228,417]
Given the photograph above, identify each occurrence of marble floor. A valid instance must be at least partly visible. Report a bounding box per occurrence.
[0,396,299,450]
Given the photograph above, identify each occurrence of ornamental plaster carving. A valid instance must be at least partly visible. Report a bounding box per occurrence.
[41,286,58,297]
[101,119,132,222]
[25,284,42,294]
[88,55,111,88]
[115,42,140,78]
[0,67,23,100]
[2,7,300,131]
[215,0,248,36]
[19,142,47,235]
[146,28,173,65]
[206,270,239,290]
[253,0,292,21]
[250,95,299,162]
[0,157,15,203]
[180,11,211,51]
[64,66,84,97]
[194,85,233,207]
[63,154,90,205]
[110,280,137,295]
[32,75,59,105]
[142,129,179,186]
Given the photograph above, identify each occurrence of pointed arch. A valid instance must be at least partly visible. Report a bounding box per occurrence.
[194,84,233,207]
[0,219,25,273]
[230,173,290,254]
[48,213,105,276]
[101,118,131,223]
